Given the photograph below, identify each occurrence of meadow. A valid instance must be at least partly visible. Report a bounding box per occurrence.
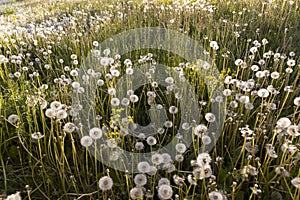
[0,0,299,199]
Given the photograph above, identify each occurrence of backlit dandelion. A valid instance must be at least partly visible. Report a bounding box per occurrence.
[89,127,103,139]
[158,184,173,200]
[63,122,76,133]
[205,113,216,122]
[130,187,144,199]
[80,136,93,147]
[134,174,147,186]
[137,161,150,173]
[98,176,113,191]
[257,89,269,98]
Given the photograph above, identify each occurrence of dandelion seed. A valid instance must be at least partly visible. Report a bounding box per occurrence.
[98,176,113,191]
[80,136,93,147]
[187,175,197,185]
[158,184,173,200]
[71,81,80,89]
[182,122,190,130]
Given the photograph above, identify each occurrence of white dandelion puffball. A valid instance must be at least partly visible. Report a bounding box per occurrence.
[89,127,103,139]
[111,98,120,106]
[130,187,144,199]
[98,176,113,191]
[5,192,22,200]
[291,177,300,188]
[205,113,216,122]
[63,122,76,133]
[158,178,171,187]
[134,174,147,186]
[137,161,150,173]
[7,114,19,124]
[56,110,68,119]
[31,132,45,140]
[146,136,157,146]
[194,124,208,137]
[294,97,300,106]
[158,184,173,200]
[45,108,56,119]
[276,117,291,128]
[202,135,212,145]
[80,136,93,147]
[151,153,163,165]
[257,89,269,98]
[175,143,187,154]
[208,191,224,200]
[135,142,145,150]
[50,101,62,110]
